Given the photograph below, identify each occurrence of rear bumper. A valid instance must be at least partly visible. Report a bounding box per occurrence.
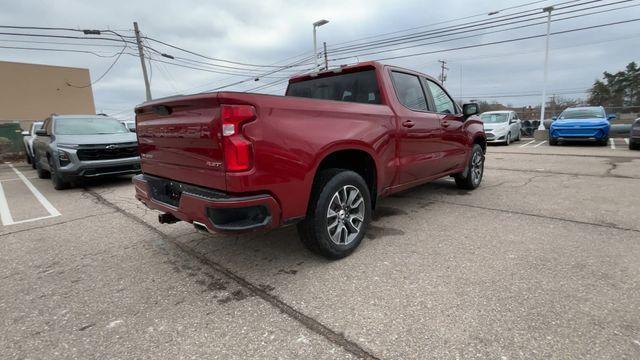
[133,174,281,233]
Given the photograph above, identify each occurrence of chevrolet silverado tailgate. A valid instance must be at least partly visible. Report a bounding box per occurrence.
[135,94,226,191]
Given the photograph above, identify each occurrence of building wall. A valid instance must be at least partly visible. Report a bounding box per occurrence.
[0,61,96,129]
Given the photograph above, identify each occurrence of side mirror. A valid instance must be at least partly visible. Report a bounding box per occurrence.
[462,103,479,119]
[35,129,48,136]
[21,130,29,136]
[607,114,616,120]
[509,119,517,124]
[552,116,557,121]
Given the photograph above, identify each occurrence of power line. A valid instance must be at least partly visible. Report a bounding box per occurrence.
[329,0,555,48]
[0,38,125,47]
[328,0,632,57]
[0,45,124,57]
[144,55,295,78]
[330,1,640,60]
[65,30,129,88]
[331,17,640,62]
[142,35,310,69]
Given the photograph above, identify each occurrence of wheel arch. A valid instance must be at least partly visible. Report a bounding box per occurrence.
[310,146,379,210]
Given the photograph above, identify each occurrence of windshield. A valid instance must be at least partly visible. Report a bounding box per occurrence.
[54,118,128,135]
[480,113,509,124]
[559,108,604,120]
[286,69,381,104]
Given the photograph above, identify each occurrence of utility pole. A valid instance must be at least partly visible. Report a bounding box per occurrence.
[538,6,554,130]
[323,42,329,70]
[133,21,152,101]
[438,60,449,84]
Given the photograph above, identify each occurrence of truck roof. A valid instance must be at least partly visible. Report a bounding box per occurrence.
[288,60,441,85]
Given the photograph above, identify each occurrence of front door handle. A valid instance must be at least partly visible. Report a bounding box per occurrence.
[402,120,415,128]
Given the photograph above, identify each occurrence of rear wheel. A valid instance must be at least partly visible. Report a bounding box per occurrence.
[25,152,32,164]
[297,169,371,259]
[454,144,484,190]
[630,140,640,150]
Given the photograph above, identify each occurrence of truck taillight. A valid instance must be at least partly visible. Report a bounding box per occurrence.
[221,104,256,172]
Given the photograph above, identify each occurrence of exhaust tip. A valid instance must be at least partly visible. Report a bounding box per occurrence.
[193,221,211,235]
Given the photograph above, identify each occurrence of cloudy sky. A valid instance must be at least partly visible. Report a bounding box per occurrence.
[1,0,639,119]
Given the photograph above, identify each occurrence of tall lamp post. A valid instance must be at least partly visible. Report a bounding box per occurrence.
[313,19,329,71]
[539,6,554,130]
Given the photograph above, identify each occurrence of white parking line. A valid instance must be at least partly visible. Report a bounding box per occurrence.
[0,176,39,182]
[534,140,547,147]
[0,164,61,226]
[520,139,536,148]
[0,181,14,225]
[610,138,616,150]
[624,138,629,145]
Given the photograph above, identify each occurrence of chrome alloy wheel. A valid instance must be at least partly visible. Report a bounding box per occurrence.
[471,151,484,186]
[326,185,365,245]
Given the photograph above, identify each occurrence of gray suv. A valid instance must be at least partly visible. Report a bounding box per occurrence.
[32,115,140,189]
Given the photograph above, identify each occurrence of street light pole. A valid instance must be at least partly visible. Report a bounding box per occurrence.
[539,6,554,130]
[313,19,329,71]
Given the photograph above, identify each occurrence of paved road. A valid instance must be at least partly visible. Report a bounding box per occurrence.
[1,142,639,359]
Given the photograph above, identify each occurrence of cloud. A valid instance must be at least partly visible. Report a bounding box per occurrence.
[1,0,639,115]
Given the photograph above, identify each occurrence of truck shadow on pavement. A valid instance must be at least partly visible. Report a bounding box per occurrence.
[169,179,459,277]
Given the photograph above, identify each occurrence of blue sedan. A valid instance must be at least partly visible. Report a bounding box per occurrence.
[549,106,614,146]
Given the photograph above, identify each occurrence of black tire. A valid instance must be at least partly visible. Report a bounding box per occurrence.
[598,137,609,146]
[35,155,50,179]
[48,157,70,190]
[25,152,32,164]
[297,169,372,259]
[630,141,640,150]
[505,132,511,146]
[454,144,484,190]
[549,137,558,146]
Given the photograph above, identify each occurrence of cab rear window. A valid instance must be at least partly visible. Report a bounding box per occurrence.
[286,70,381,105]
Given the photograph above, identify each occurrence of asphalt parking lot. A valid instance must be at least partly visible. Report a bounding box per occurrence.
[1,140,639,359]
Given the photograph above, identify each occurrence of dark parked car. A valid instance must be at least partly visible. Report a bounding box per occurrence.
[133,61,486,259]
[630,118,640,150]
[32,115,140,189]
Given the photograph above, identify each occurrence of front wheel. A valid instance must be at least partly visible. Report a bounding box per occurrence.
[454,144,484,190]
[598,137,609,146]
[35,155,50,179]
[297,169,371,259]
[48,157,70,190]
[549,137,558,146]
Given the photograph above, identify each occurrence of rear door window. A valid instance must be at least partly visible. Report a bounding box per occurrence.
[390,72,428,111]
[286,70,381,104]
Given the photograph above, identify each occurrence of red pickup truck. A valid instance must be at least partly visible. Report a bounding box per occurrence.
[133,61,486,259]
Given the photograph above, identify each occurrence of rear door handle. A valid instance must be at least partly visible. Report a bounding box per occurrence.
[442,121,450,128]
[402,120,415,128]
